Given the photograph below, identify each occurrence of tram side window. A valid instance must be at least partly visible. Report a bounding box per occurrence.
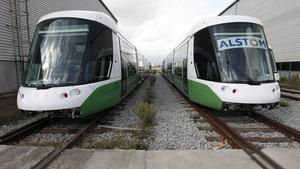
[120,39,137,77]
[174,43,188,77]
[128,59,137,77]
[194,28,220,81]
[175,61,183,77]
[85,25,113,83]
[167,63,172,73]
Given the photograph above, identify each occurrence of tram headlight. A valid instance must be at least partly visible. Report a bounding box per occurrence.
[276,84,280,90]
[69,89,81,97]
[221,86,230,92]
[18,91,24,99]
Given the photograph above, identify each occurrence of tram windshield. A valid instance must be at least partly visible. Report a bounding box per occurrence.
[24,19,89,86]
[210,23,274,84]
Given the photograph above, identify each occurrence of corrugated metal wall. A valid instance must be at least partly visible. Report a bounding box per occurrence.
[220,0,300,63]
[0,0,15,61]
[0,0,117,94]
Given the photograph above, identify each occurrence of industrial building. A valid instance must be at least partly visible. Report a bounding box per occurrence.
[0,0,117,94]
[219,0,300,79]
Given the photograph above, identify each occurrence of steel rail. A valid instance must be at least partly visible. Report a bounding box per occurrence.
[281,88,300,95]
[193,105,284,169]
[0,118,52,144]
[281,93,300,101]
[251,111,300,142]
[31,117,99,169]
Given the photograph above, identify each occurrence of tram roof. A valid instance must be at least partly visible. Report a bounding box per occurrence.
[187,15,263,37]
[38,10,118,33]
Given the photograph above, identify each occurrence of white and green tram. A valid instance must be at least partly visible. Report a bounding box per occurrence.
[17,10,146,118]
[163,15,280,111]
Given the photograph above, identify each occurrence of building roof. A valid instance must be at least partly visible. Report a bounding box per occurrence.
[218,0,240,16]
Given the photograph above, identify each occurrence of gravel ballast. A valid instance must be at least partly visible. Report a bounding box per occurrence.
[146,75,211,150]
[0,113,48,137]
[255,98,300,130]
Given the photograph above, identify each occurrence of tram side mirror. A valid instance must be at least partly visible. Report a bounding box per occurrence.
[268,48,279,81]
[274,72,280,81]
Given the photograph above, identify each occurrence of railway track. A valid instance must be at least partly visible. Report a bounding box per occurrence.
[281,88,300,101]
[0,111,121,168]
[203,111,300,147]
[0,78,146,168]
[0,117,55,144]
[165,77,300,169]
[31,116,100,169]
[196,108,300,169]
[195,106,300,169]
[193,107,287,169]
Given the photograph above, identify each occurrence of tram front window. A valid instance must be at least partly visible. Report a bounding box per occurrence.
[25,19,89,86]
[210,23,274,84]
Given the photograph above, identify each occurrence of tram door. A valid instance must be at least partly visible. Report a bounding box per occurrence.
[183,43,188,95]
[121,57,128,97]
[183,57,188,95]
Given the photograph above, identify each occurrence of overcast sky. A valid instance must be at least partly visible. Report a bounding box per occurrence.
[103,0,235,65]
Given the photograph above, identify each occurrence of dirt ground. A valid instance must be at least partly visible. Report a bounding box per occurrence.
[0,96,24,125]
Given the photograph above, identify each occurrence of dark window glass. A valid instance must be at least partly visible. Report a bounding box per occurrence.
[83,23,113,83]
[194,28,220,81]
[281,62,290,71]
[165,53,173,74]
[268,49,277,72]
[292,62,300,71]
[167,63,172,72]
[276,63,280,70]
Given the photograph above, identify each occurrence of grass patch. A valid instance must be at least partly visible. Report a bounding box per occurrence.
[143,88,154,104]
[279,101,289,107]
[130,142,148,150]
[89,134,148,150]
[136,102,157,128]
[149,75,156,86]
[280,75,300,90]
[280,77,288,83]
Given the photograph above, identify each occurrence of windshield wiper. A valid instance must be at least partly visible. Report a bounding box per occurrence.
[36,81,50,90]
[247,79,261,85]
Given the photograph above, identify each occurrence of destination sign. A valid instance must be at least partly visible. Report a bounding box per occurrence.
[216,36,267,51]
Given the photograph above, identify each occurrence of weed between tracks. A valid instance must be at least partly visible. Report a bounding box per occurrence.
[137,75,157,129]
[90,133,148,150]
[280,75,300,90]
[149,75,156,86]
[279,101,289,107]
[136,102,156,129]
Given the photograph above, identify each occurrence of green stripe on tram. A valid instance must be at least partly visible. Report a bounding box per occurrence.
[188,79,222,110]
[80,80,121,117]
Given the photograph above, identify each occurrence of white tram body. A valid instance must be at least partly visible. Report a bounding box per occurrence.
[17,11,145,117]
[163,15,280,110]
